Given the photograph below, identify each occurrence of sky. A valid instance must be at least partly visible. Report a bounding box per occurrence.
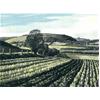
[0,0,99,39]
[0,13,98,39]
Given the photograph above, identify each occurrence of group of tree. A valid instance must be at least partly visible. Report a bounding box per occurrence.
[25,29,59,56]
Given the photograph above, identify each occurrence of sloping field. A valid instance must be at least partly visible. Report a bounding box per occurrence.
[66,53,99,60]
[0,57,99,87]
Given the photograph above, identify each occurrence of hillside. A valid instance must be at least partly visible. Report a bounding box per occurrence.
[5,35,27,43]
[5,33,77,45]
[42,33,77,43]
[0,37,16,41]
[76,37,90,42]
[0,40,21,52]
[89,39,99,45]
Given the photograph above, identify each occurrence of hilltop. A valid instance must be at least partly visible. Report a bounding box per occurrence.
[4,33,76,45]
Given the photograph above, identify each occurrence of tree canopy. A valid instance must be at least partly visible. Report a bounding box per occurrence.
[25,29,60,56]
[25,29,44,55]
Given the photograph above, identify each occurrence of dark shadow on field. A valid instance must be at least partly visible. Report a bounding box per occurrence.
[0,53,43,60]
[0,59,83,87]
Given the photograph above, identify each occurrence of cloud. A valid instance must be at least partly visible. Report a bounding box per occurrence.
[0,14,57,27]
[0,13,79,27]
[0,14,98,39]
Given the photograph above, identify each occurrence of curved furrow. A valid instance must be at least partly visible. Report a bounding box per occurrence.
[15,59,74,86]
[49,60,83,87]
[0,58,70,86]
[0,57,58,72]
[21,59,82,87]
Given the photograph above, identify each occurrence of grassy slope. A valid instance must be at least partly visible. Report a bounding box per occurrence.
[5,33,76,44]
[49,45,85,50]
[66,53,99,60]
[0,40,21,50]
[6,35,27,43]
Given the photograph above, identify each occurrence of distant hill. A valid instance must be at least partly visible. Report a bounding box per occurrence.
[43,33,77,43]
[5,35,26,43]
[5,33,77,45]
[76,38,99,43]
[89,39,99,43]
[76,37,99,46]
[89,39,99,45]
[0,37,16,41]
[76,37,90,42]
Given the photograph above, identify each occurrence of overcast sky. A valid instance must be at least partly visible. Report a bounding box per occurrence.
[0,0,98,39]
[0,13,98,39]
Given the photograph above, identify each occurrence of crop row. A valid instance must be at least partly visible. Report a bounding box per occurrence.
[0,57,52,66]
[70,60,99,87]
[0,57,70,86]
[48,59,83,87]
[0,57,58,72]
[0,58,98,87]
[11,59,82,87]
